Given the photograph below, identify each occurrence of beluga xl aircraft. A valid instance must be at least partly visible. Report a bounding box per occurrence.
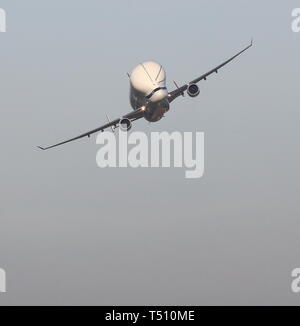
[38,40,253,150]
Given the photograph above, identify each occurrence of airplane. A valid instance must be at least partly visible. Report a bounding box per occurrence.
[38,40,253,150]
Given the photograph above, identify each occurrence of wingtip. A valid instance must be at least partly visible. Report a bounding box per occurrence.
[250,38,254,46]
[37,146,45,151]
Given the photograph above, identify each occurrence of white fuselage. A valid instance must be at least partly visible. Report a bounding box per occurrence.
[129,61,170,122]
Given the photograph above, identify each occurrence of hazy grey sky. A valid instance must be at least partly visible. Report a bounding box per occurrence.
[0,0,300,305]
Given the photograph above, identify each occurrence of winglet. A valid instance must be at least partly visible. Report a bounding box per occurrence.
[250,38,254,46]
[37,146,46,151]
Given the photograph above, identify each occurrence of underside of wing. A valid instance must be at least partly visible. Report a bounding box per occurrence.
[38,108,145,151]
[168,40,253,103]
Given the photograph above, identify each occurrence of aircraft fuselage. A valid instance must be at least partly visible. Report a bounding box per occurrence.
[129,61,170,122]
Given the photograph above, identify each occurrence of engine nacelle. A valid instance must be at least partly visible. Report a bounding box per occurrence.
[187,84,200,97]
[119,118,132,132]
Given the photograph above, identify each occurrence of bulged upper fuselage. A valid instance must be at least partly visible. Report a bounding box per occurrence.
[130,61,170,122]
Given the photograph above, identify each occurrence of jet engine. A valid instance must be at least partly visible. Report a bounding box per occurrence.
[119,118,132,132]
[187,84,200,97]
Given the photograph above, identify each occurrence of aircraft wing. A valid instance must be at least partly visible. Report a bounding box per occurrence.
[38,107,145,150]
[168,40,253,103]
